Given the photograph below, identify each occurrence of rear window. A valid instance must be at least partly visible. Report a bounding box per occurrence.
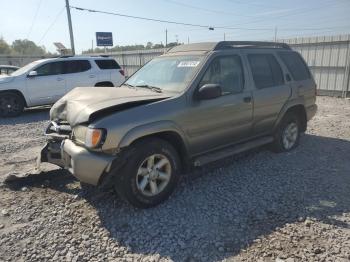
[248,54,284,89]
[95,59,121,70]
[278,52,310,81]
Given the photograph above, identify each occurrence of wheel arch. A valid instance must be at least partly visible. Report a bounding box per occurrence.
[94,81,114,87]
[275,102,307,132]
[0,89,28,107]
[119,122,190,171]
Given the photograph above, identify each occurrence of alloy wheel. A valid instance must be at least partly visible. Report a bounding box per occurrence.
[136,154,172,197]
[282,122,299,150]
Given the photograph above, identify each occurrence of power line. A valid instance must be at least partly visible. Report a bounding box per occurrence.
[70,5,350,33]
[224,0,285,9]
[70,6,213,29]
[38,6,65,44]
[223,0,346,28]
[162,0,255,18]
[26,0,43,39]
[70,5,279,31]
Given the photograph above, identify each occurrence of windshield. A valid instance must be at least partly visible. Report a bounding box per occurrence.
[125,55,204,92]
[11,60,42,76]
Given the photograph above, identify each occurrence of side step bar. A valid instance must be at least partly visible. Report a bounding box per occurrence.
[194,136,274,167]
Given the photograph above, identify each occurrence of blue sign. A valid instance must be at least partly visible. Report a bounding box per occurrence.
[96,32,113,46]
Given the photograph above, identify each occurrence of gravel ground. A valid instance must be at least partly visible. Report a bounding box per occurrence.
[0,97,349,262]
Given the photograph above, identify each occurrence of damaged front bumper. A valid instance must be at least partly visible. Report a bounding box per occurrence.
[38,122,116,186]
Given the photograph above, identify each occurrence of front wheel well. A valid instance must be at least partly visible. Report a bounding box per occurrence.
[0,90,27,107]
[95,81,114,87]
[129,131,189,172]
[285,105,307,132]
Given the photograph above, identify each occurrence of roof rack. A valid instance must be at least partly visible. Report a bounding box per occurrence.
[214,41,291,50]
[59,55,74,58]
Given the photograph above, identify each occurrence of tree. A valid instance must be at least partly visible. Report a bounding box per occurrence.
[153,43,164,49]
[11,39,46,55]
[0,37,11,54]
[166,42,180,48]
[146,42,153,49]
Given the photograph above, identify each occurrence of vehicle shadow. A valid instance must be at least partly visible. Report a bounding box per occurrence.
[0,106,50,125]
[5,134,350,261]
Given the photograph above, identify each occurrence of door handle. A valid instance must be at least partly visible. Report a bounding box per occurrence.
[243,96,252,103]
[89,74,96,78]
[57,77,64,81]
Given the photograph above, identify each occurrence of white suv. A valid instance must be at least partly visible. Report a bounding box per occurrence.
[0,56,126,117]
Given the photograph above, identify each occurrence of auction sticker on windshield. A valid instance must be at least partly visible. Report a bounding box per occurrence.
[177,61,200,67]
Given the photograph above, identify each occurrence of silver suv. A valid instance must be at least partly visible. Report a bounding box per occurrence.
[39,41,317,208]
[0,56,125,117]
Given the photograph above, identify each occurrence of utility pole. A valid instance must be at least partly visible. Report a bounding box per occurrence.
[91,40,93,52]
[65,0,75,55]
[165,29,168,47]
[224,33,226,41]
[187,36,189,44]
[274,26,278,42]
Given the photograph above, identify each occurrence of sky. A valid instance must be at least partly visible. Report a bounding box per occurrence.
[1,0,350,54]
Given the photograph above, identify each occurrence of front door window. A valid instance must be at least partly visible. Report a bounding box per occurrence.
[199,55,244,95]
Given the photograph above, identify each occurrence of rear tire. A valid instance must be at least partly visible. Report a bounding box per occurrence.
[0,92,24,117]
[271,112,301,152]
[114,138,180,208]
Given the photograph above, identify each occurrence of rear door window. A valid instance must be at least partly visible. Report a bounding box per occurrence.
[63,60,91,74]
[35,61,65,76]
[95,59,121,70]
[278,52,310,81]
[248,54,284,89]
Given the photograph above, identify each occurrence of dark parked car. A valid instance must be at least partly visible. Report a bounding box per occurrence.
[0,65,19,75]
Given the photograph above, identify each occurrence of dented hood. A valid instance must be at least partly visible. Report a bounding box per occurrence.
[50,87,170,126]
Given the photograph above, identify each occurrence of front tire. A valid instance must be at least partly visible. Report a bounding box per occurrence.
[272,112,301,152]
[0,92,24,117]
[114,138,181,208]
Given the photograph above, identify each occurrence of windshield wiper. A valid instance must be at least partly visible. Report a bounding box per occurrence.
[123,83,135,88]
[135,84,162,93]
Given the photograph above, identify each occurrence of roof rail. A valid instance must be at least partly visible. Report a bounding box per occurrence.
[99,55,110,57]
[59,55,74,58]
[214,41,291,50]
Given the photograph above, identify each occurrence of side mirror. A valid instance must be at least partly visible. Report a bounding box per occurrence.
[197,84,222,100]
[27,71,38,77]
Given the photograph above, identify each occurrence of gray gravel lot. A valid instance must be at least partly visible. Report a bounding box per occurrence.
[0,97,350,262]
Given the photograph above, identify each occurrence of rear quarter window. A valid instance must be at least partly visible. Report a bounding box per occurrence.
[278,52,311,81]
[95,59,121,70]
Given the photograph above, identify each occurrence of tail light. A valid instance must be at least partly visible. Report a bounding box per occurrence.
[119,69,125,76]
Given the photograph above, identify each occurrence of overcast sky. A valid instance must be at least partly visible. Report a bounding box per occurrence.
[1,0,350,54]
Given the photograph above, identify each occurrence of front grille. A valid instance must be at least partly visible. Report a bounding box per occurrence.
[45,121,72,139]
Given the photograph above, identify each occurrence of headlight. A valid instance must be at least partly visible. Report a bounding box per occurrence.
[85,128,106,148]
